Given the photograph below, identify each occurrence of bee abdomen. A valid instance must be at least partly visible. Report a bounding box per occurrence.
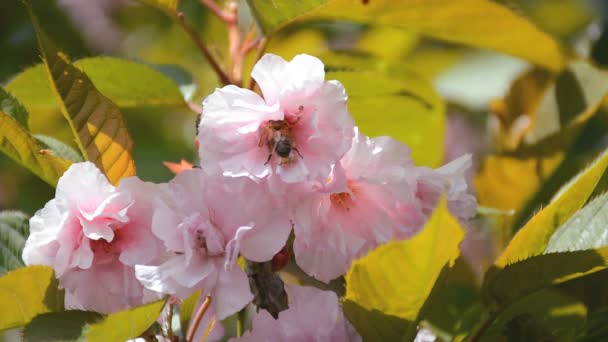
[275,140,292,158]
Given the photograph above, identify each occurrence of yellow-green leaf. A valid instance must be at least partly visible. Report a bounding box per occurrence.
[0,266,63,330]
[136,0,180,17]
[343,200,465,339]
[179,290,201,334]
[495,148,608,267]
[329,71,445,167]
[474,152,564,231]
[522,61,608,145]
[0,111,71,187]
[26,2,136,185]
[0,86,29,129]
[484,248,608,307]
[6,58,186,117]
[545,193,608,253]
[247,0,565,72]
[82,300,166,342]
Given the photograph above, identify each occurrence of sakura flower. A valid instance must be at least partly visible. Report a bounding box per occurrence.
[22,162,161,313]
[135,169,291,319]
[198,53,354,185]
[233,285,361,342]
[411,154,477,222]
[293,130,476,283]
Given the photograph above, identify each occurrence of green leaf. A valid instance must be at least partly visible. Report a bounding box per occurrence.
[0,111,72,186]
[522,61,608,145]
[0,86,29,129]
[34,135,84,163]
[0,211,29,275]
[421,283,482,341]
[482,289,587,341]
[247,0,564,71]
[328,71,445,167]
[484,248,608,307]
[25,2,137,185]
[82,300,166,342]
[6,58,187,116]
[575,307,608,342]
[495,148,608,267]
[341,301,410,342]
[545,193,608,253]
[343,200,465,339]
[179,290,201,336]
[22,311,102,342]
[246,0,328,34]
[0,266,63,330]
[136,0,180,17]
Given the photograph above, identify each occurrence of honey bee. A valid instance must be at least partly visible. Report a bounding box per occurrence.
[259,108,304,165]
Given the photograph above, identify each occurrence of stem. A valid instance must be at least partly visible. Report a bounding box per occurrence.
[176,12,231,85]
[247,38,268,90]
[469,310,500,342]
[186,296,212,342]
[166,303,175,341]
[236,308,246,337]
[200,0,236,23]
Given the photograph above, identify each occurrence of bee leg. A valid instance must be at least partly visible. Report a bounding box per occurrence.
[264,153,273,165]
[293,147,304,159]
[258,127,268,147]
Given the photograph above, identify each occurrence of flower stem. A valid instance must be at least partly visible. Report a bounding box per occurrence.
[167,303,175,340]
[176,12,231,85]
[236,308,246,337]
[186,296,212,342]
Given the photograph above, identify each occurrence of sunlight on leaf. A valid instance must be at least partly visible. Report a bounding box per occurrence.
[329,70,445,167]
[247,0,565,71]
[484,248,608,307]
[0,266,62,330]
[545,193,608,253]
[0,111,71,186]
[82,300,166,342]
[26,1,137,185]
[494,148,608,267]
[474,153,563,229]
[6,58,186,116]
[344,200,464,339]
[34,134,84,163]
[522,61,608,145]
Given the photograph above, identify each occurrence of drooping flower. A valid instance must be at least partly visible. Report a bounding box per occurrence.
[22,162,161,313]
[232,285,361,342]
[135,169,291,319]
[198,53,354,185]
[293,130,476,283]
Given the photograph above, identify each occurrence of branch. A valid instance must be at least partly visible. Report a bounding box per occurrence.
[177,12,231,85]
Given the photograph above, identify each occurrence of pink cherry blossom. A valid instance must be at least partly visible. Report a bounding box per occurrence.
[232,285,360,342]
[135,169,291,319]
[410,154,477,222]
[22,162,161,313]
[293,130,476,283]
[198,53,354,185]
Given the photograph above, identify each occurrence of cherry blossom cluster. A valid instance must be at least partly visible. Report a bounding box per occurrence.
[22,53,475,340]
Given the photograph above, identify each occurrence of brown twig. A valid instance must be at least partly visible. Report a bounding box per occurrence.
[177,12,231,85]
[199,0,236,23]
[186,296,212,342]
[247,37,269,90]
